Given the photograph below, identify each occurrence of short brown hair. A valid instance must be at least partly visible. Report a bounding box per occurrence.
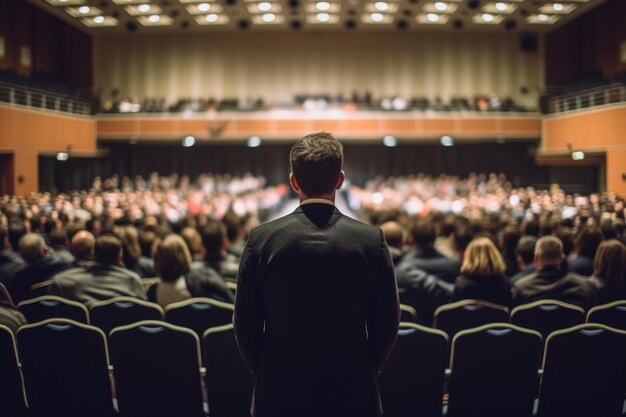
[593,239,625,289]
[290,132,343,196]
[461,237,506,276]
[95,235,123,265]
[152,234,191,282]
[535,235,563,263]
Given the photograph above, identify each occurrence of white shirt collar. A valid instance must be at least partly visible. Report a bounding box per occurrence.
[300,198,335,206]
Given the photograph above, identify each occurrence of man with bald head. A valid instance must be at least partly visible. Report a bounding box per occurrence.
[10,233,69,303]
[70,230,96,264]
[512,235,597,309]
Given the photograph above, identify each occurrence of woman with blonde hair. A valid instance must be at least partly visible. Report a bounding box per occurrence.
[149,234,233,308]
[590,239,626,304]
[452,237,512,306]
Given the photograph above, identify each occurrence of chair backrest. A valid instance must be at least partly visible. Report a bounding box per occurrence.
[510,299,585,338]
[586,301,626,330]
[433,300,509,337]
[447,323,542,417]
[399,303,417,322]
[164,297,234,336]
[17,295,89,324]
[378,323,448,417]
[17,319,114,417]
[109,320,205,417]
[538,324,626,417]
[142,277,161,294]
[203,324,254,417]
[29,279,54,298]
[0,324,28,416]
[89,296,164,334]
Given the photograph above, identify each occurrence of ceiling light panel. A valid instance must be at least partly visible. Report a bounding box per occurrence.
[46,0,85,5]
[364,2,400,13]
[137,14,173,25]
[527,13,561,23]
[194,14,230,24]
[416,13,451,24]
[471,13,505,24]
[111,0,147,4]
[306,13,341,24]
[247,2,283,13]
[250,13,286,24]
[186,3,224,14]
[125,4,163,16]
[482,2,517,13]
[305,3,341,13]
[81,16,119,27]
[538,3,577,14]
[362,12,395,23]
[422,2,459,14]
[66,5,103,17]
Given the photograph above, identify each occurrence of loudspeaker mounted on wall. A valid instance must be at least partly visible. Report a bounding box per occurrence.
[520,34,538,52]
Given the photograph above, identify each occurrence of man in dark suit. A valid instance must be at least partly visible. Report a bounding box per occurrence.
[512,235,597,310]
[234,132,399,417]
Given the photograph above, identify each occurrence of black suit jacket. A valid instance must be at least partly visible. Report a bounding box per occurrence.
[10,253,69,304]
[234,203,399,417]
[396,248,461,284]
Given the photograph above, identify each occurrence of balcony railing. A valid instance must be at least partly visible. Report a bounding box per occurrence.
[0,81,92,116]
[547,83,626,114]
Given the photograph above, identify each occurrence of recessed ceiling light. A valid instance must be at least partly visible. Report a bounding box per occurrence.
[571,151,585,160]
[197,3,211,12]
[374,1,389,11]
[383,135,397,147]
[495,2,507,11]
[426,13,439,22]
[247,136,262,148]
[56,152,69,161]
[148,14,160,22]
[440,135,454,147]
[262,12,276,22]
[482,13,494,21]
[205,13,218,22]
[316,1,330,11]
[553,3,563,11]
[434,2,448,11]
[316,12,330,22]
[182,136,196,148]
[371,12,384,22]
[78,5,90,14]
[93,15,105,24]
[138,3,150,13]
[258,1,272,11]
[537,13,548,21]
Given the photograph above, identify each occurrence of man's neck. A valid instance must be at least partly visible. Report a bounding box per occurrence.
[299,192,336,204]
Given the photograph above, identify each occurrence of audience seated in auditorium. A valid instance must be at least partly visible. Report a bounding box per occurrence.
[198,222,240,282]
[568,225,603,276]
[453,237,512,306]
[0,283,26,334]
[11,233,69,304]
[119,226,155,278]
[510,236,538,284]
[396,217,461,283]
[50,235,146,304]
[0,225,25,289]
[500,224,522,277]
[149,234,233,307]
[68,230,96,266]
[512,236,597,310]
[383,221,452,325]
[589,239,626,304]
[180,226,205,268]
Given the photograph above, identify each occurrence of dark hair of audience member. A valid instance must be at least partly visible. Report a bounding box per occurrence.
[522,219,540,237]
[289,131,344,196]
[501,224,521,255]
[553,226,575,256]
[119,226,142,265]
[380,221,404,250]
[180,226,204,258]
[408,217,436,247]
[515,235,538,265]
[8,222,26,251]
[139,230,158,258]
[600,219,618,240]
[49,229,68,247]
[453,222,473,255]
[152,234,192,283]
[201,221,228,264]
[95,235,123,265]
[575,225,604,259]
[592,239,626,290]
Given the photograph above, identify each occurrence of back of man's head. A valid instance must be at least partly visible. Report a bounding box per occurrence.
[19,233,47,263]
[180,226,203,256]
[535,235,564,266]
[8,222,26,251]
[289,132,343,197]
[409,217,436,248]
[49,229,68,247]
[94,235,123,265]
[71,230,96,262]
[501,224,522,255]
[201,222,227,262]
[380,221,404,250]
[515,235,537,265]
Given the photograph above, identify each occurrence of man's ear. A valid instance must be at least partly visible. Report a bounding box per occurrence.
[335,170,345,190]
[289,173,300,193]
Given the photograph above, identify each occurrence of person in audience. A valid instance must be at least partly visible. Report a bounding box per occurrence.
[10,233,69,303]
[568,225,603,276]
[50,235,146,304]
[382,220,451,325]
[0,283,26,334]
[453,237,511,306]
[119,226,155,278]
[69,230,96,265]
[397,217,461,283]
[500,224,522,277]
[199,221,240,281]
[180,226,205,267]
[150,234,233,307]
[512,235,597,309]
[510,236,537,284]
[434,218,458,259]
[589,239,626,304]
[48,229,74,264]
[234,132,399,417]
[0,226,25,289]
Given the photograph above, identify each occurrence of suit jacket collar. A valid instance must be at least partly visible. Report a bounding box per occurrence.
[293,203,342,228]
